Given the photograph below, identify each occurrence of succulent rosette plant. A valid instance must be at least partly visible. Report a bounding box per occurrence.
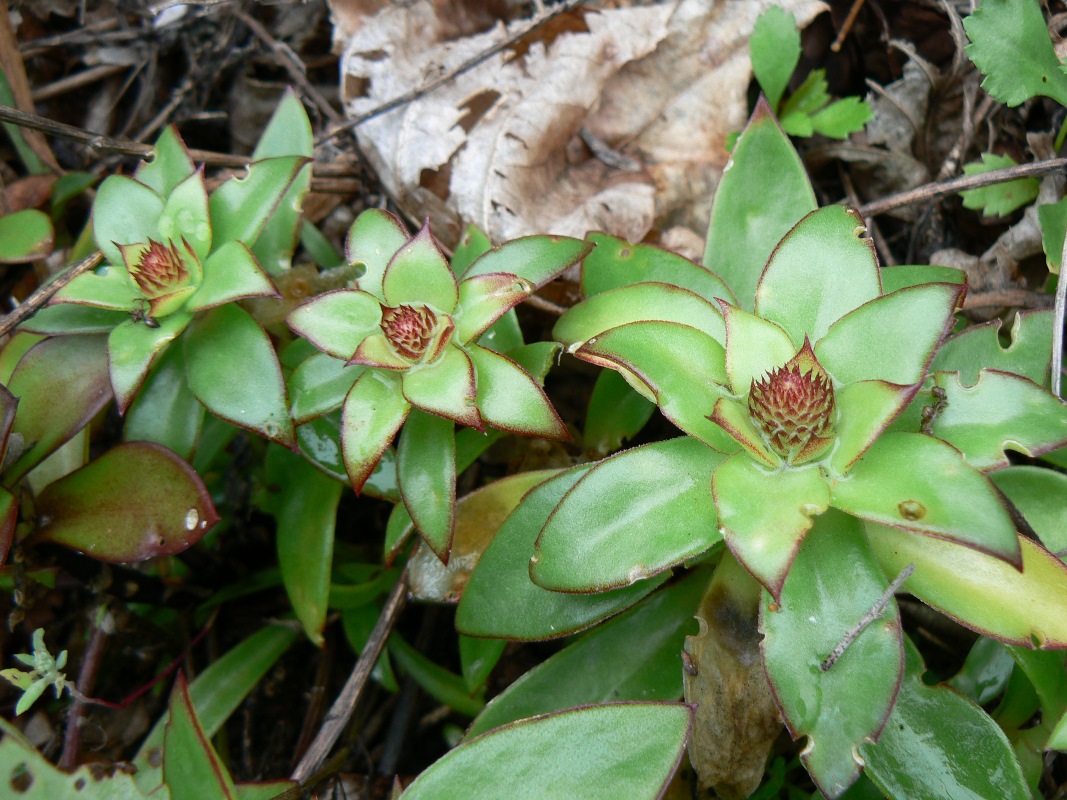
[467,100,1067,798]
[20,117,310,450]
[286,209,589,558]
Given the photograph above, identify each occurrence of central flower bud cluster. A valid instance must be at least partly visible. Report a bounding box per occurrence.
[748,343,836,462]
[381,304,439,360]
[131,239,188,297]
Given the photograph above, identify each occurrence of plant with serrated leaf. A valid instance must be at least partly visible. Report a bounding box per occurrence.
[470,99,1067,799]
[286,208,589,559]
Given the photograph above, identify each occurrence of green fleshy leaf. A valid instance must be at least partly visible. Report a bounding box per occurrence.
[468,345,567,439]
[124,343,204,460]
[705,99,816,310]
[478,307,523,354]
[532,437,725,592]
[756,206,881,347]
[584,369,655,455]
[780,68,830,119]
[5,335,111,483]
[398,410,455,559]
[350,331,412,370]
[553,283,726,350]
[163,673,238,800]
[815,284,962,386]
[269,446,341,646]
[388,634,484,717]
[932,310,1052,386]
[809,96,872,139]
[991,466,1067,554]
[53,261,139,310]
[0,209,53,263]
[507,341,559,383]
[33,442,219,561]
[929,370,1067,470]
[468,568,708,738]
[459,234,590,288]
[109,312,192,413]
[960,153,1039,217]
[750,6,800,111]
[288,351,364,424]
[860,637,1029,800]
[712,455,828,598]
[720,303,796,395]
[341,370,410,491]
[575,321,737,453]
[963,0,1067,107]
[451,225,492,274]
[183,305,294,446]
[158,169,212,261]
[287,289,382,360]
[707,396,779,467]
[865,522,1067,647]
[403,703,692,800]
[346,209,410,299]
[136,126,195,196]
[761,511,903,798]
[0,486,17,566]
[460,635,506,695]
[382,224,458,312]
[581,232,735,305]
[1007,646,1067,727]
[17,304,129,335]
[880,264,966,293]
[949,637,1015,705]
[93,175,164,267]
[185,241,278,311]
[828,432,1020,564]
[208,155,307,250]
[300,219,343,269]
[296,410,399,500]
[453,273,531,344]
[1039,196,1067,274]
[401,343,481,428]
[830,380,915,474]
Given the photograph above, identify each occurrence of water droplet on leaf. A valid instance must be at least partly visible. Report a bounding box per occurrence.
[184,508,199,531]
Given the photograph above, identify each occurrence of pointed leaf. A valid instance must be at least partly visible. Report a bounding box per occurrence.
[93,175,164,267]
[829,433,1020,564]
[704,99,816,310]
[136,126,195,196]
[468,345,567,439]
[208,155,307,249]
[382,224,458,312]
[865,522,1067,646]
[991,466,1067,554]
[403,703,692,800]
[532,437,725,592]
[185,241,278,311]
[468,569,708,738]
[287,289,382,360]
[163,673,238,800]
[451,224,492,274]
[124,343,204,460]
[707,397,779,466]
[932,309,1052,386]
[576,321,735,453]
[750,7,801,110]
[454,273,532,344]
[712,455,829,598]
[398,410,456,559]
[33,442,219,560]
[756,206,881,346]
[0,486,17,567]
[347,209,410,298]
[761,511,903,798]
[109,312,191,413]
[18,304,129,335]
[297,411,399,500]
[554,283,725,350]
[289,352,364,424]
[584,369,655,455]
[6,335,111,483]
[158,169,212,260]
[720,303,796,395]
[830,381,916,473]
[457,465,665,640]
[881,264,966,294]
[815,284,962,385]
[402,343,481,428]
[342,370,410,491]
[930,370,1067,470]
[460,234,589,287]
[0,209,53,262]
[350,332,412,370]
[184,305,294,446]
[53,261,139,310]
[269,446,342,646]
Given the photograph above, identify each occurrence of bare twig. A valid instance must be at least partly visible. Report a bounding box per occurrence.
[858,158,1067,217]
[821,564,914,672]
[0,1,60,172]
[315,0,583,147]
[0,251,103,338]
[59,606,111,770]
[32,64,128,103]
[831,0,867,53]
[290,569,409,785]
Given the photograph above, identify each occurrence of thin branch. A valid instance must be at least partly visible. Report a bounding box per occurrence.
[0,251,103,338]
[1054,232,1066,399]
[290,569,409,785]
[59,605,110,770]
[315,0,583,147]
[821,564,914,672]
[858,158,1067,217]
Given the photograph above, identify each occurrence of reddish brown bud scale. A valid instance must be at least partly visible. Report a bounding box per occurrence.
[381,304,438,360]
[130,239,188,297]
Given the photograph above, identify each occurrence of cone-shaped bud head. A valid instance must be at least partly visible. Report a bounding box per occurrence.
[748,338,835,463]
[381,303,439,360]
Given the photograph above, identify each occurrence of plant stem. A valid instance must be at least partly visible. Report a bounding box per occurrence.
[59,605,110,770]
[820,564,914,672]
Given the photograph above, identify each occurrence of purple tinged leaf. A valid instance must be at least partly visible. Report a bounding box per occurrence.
[17,305,130,335]
[467,345,568,440]
[108,312,193,414]
[52,261,140,311]
[341,370,410,493]
[0,487,17,567]
[286,289,382,360]
[401,343,482,429]
[398,410,456,560]
[830,380,917,474]
[460,234,590,286]
[0,383,18,464]
[382,223,458,313]
[184,241,279,312]
[208,155,309,250]
[33,442,219,561]
[288,352,363,425]
[163,672,238,800]
[707,397,778,467]
[346,208,410,299]
[124,343,205,461]
[932,310,1053,386]
[93,175,164,267]
[454,273,532,344]
[350,332,417,370]
[719,301,796,396]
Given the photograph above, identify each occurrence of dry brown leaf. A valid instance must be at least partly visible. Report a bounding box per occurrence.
[336,0,825,248]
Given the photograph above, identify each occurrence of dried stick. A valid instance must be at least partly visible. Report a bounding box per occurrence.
[315,0,583,147]
[59,606,110,770]
[0,0,60,171]
[290,569,409,785]
[831,0,867,53]
[821,564,914,672]
[0,251,103,338]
